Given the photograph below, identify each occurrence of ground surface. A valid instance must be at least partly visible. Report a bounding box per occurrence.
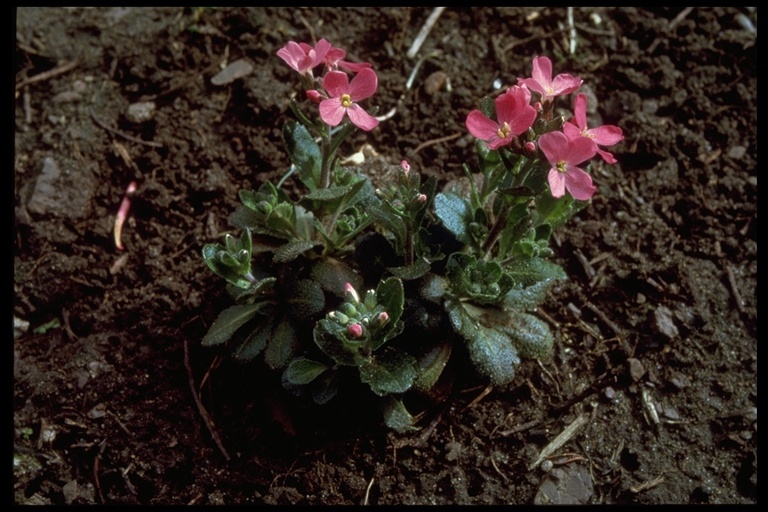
[13,7,757,505]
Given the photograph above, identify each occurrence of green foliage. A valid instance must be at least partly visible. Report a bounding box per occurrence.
[200,42,615,433]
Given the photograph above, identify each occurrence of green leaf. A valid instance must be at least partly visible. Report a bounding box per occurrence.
[497,311,554,360]
[387,258,431,281]
[382,397,419,433]
[286,279,326,321]
[302,182,354,202]
[283,120,321,191]
[311,370,340,405]
[273,240,320,263]
[264,318,299,370]
[367,198,406,252]
[434,192,473,245]
[413,340,452,392]
[502,280,556,311]
[285,357,330,385]
[376,278,404,318]
[313,318,359,366]
[445,300,520,385]
[504,257,567,288]
[202,303,265,346]
[32,318,60,334]
[359,347,417,396]
[310,258,364,297]
[535,190,588,230]
[202,244,252,289]
[232,314,274,361]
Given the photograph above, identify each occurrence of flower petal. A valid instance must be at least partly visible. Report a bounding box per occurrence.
[562,122,582,140]
[567,136,598,165]
[507,105,537,137]
[466,110,501,141]
[590,125,624,146]
[563,166,596,200]
[572,93,588,131]
[551,73,582,95]
[538,131,570,164]
[319,98,346,126]
[548,167,566,198]
[323,70,350,97]
[347,68,378,101]
[312,39,332,66]
[531,56,552,88]
[596,148,617,164]
[346,104,379,131]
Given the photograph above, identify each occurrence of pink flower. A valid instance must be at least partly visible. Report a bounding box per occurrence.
[324,44,373,73]
[518,56,582,103]
[276,39,332,75]
[563,94,624,164]
[539,131,597,200]
[319,69,379,131]
[465,86,537,150]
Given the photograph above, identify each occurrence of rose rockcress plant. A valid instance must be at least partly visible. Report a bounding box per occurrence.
[201,39,623,432]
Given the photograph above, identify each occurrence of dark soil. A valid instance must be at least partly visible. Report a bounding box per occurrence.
[14,7,756,505]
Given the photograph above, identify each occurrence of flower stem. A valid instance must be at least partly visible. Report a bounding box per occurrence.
[319,131,332,189]
[481,201,511,258]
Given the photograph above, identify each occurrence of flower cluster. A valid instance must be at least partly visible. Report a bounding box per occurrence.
[278,38,379,131]
[201,40,625,433]
[467,56,623,200]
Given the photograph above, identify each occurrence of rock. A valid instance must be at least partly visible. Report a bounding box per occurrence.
[652,306,679,339]
[125,101,156,123]
[25,156,95,219]
[627,358,646,382]
[534,464,594,504]
[211,59,254,85]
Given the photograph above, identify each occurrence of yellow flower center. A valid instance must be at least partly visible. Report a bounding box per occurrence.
[496,122,511,139]
[341,94,353,108]
[556,161,568,173]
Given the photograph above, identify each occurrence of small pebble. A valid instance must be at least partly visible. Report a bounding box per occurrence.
[668,372,691,390]
[424,71,448,96]
[653,306,679,339]
[125,101,156,123]
[627,358,645,382]
[727,145,747,159]
[211,58,253,85]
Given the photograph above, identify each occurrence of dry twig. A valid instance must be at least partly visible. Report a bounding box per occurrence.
[15,59,79,90]
[184,339,231,461]
[413,132,462,154]
[529,413,589,470]
[407,7,446,59]
[90,111,163,148]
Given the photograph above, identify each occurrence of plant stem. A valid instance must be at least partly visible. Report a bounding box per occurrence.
[319,131,332,189]
[481,201,511,257]
[404,222,414,266]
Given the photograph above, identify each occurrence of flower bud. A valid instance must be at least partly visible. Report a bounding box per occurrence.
[376,311,389,327]
[340,302,358,318]
[344,282,360,303]
[416,193,427,204]
[328,311,349,325]
[401,160,410,174]
[364,289,377,310]
[347,323,363,338]
[306,89,322,103]
[524,141,537,156]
